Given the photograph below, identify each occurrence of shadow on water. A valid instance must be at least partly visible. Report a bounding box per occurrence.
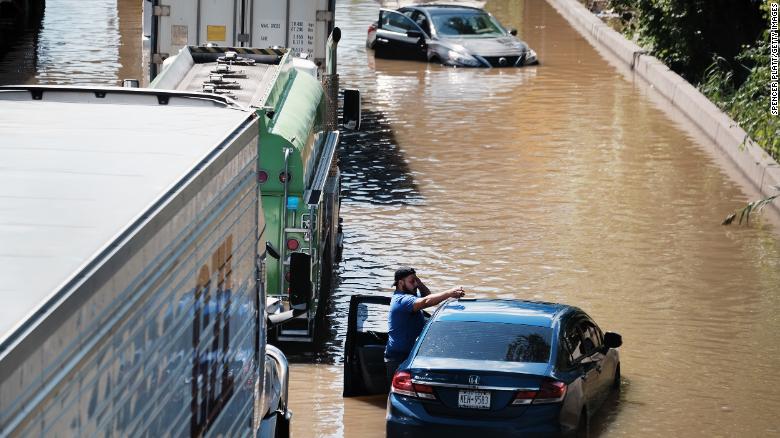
[338,108,422,206]
[0,0,43,85]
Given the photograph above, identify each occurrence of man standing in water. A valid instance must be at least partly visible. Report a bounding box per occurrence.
[385,267,465,384]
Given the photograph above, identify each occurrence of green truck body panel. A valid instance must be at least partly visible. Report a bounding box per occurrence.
[258,67,326,298]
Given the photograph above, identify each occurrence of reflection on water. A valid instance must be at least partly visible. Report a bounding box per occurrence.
[0,0,140,85]
[339,109,422,205]
[289,0,780,437]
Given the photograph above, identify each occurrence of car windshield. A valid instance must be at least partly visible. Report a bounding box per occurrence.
[416,321,553,363]
[431,11,505,37]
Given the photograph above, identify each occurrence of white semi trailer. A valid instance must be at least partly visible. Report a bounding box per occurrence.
[0,86,290,437]
[143,0,336,79]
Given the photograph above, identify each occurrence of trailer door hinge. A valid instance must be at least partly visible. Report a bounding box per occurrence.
[152,53,169,64]
[153,5,170,16]
[316,10,334,21]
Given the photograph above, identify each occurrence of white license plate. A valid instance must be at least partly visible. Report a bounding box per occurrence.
[457,390,491,409]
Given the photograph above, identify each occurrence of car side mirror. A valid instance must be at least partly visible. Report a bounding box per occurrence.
[406,30,423,39]
[604,332,623,349]
[509,28,518,36]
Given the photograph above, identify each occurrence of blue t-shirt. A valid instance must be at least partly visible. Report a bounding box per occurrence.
[384,291,425,361]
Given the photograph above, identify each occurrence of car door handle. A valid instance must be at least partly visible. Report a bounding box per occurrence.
[377,38,389,44]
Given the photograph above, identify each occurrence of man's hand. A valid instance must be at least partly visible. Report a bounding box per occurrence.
[447,286,465,299]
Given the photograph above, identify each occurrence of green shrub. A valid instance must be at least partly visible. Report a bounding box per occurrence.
[608,0,777,159]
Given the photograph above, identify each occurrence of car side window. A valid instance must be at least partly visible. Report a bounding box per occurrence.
[559,323,583,367]
[380,11,418,34]
[579,322,602,356]
[411,11,431,37]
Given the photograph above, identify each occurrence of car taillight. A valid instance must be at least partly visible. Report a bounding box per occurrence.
[534,379,567,404]
[368,23,377,32]
[257,170,268,183]
[286,238,299,251]
[391,371,415,397]
[279,171,291,183]
[511,389,538,405]
[391,371,436,399]
[512,379,567,406]
[413,383,435,400]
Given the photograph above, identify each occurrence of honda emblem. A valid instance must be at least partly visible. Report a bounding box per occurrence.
[468,375,480,385]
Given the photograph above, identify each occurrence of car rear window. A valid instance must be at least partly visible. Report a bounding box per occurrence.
[416,321,553,363]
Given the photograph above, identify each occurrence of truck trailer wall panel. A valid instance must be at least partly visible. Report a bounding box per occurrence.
[157,0,199,57]
[200,0,239,47]
[0,119,264,437]
[153,0,333,70]
[250,0,330,61]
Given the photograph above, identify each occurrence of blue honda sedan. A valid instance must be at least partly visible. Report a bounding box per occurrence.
[342,296,622,437]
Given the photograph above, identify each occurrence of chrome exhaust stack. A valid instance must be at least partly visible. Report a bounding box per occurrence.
[322,27,341,131]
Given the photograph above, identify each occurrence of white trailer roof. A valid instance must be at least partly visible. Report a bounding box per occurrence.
[0,88,253,344]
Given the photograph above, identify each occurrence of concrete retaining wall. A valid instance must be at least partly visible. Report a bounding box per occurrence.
[545,0,780,210]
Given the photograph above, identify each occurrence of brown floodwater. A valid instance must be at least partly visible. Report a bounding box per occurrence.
[2,0,779,436]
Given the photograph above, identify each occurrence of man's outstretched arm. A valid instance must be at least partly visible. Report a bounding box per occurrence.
[413,287,465,312]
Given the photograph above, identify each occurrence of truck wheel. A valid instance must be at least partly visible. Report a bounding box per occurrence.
[313,241,333,341]
[335,219,344,263]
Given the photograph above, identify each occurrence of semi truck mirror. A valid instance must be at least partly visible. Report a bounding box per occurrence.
[289,252,312,309]
[343,88,361,131]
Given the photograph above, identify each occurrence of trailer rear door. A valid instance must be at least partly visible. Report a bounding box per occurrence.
[149,0,335,78]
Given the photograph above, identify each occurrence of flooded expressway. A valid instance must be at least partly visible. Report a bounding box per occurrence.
[2,0,780,436]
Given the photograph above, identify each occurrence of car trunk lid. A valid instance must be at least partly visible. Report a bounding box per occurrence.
[409,358,550,418]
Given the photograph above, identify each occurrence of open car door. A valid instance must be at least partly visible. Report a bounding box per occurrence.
[343,295,391,396]
[375,10,427,60]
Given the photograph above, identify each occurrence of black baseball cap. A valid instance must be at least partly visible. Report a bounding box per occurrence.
[393,267,416,287]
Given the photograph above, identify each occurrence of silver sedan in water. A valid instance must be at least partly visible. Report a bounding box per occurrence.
[366,4,539,67]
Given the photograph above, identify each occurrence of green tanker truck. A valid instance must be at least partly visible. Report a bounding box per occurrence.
[150,39,350,343]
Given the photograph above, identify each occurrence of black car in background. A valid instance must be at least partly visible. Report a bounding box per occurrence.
[366,4,539,67]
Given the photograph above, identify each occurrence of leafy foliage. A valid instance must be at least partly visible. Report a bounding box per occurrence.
[700,35,780,161]
[722,190,780,226]
[608,0,765,85]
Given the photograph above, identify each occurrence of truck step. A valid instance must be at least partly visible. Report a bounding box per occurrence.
[277,335,314,343]
[279,329,310,336]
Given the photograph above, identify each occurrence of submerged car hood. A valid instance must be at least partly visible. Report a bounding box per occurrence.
[443,36,528,56]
